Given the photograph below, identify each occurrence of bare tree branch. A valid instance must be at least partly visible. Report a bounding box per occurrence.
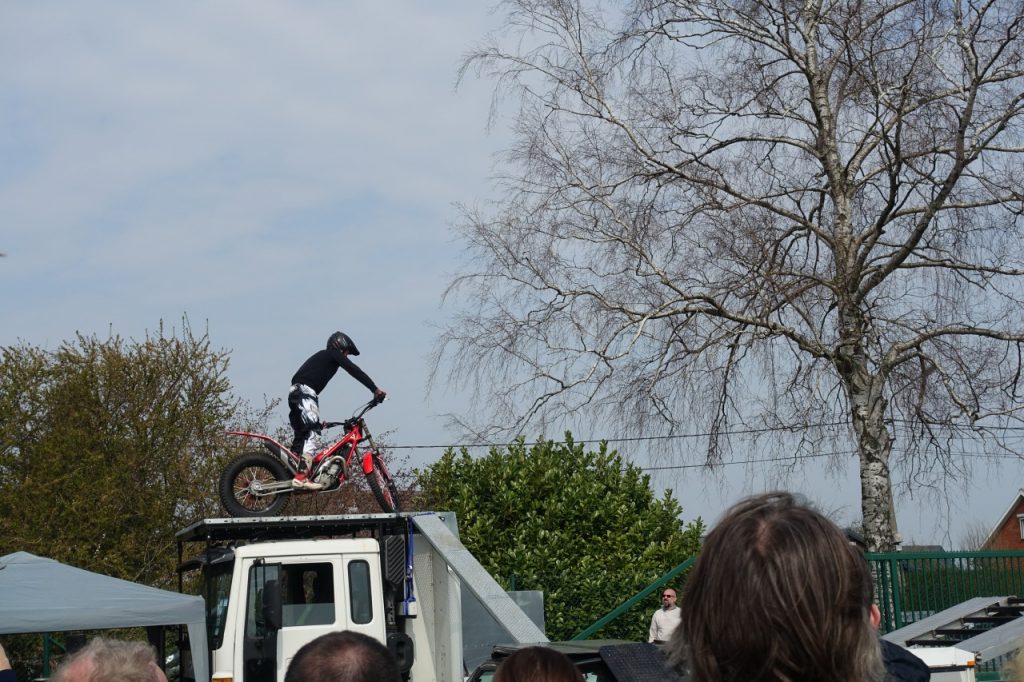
[438,0,1024,551]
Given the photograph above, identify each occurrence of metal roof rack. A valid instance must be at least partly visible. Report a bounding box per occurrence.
[176,512,421,545]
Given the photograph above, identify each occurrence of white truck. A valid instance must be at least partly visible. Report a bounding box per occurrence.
[174,513,548,682]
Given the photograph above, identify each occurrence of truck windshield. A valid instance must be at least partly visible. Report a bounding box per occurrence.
[204,562,233,651]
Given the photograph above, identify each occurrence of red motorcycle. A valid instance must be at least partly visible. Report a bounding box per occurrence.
[219,398,400,517]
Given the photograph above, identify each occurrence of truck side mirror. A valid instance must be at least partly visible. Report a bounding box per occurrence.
[261,579,283,632]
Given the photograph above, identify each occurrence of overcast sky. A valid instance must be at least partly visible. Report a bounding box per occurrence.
[1,1,1016,547]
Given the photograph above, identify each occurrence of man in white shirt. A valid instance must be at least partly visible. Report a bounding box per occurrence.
[649,587,682,644]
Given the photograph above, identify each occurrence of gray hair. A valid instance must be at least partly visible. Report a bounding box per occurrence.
[52,637,162,682]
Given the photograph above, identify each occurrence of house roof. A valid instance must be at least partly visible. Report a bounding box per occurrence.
[982,489,1024,548]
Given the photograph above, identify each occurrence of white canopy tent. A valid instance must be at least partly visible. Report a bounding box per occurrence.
[0,552,209,682]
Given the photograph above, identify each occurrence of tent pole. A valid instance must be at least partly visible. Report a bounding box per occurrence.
[42,633,50,677]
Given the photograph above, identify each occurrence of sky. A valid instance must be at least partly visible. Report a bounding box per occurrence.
[1,1,1019,548]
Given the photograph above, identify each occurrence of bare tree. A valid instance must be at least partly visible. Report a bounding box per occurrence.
[435,0,1024,551]
[958,519,995,550]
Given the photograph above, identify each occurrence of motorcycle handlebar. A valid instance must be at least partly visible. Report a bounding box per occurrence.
[362,396,385,412]
[323,397,385,429]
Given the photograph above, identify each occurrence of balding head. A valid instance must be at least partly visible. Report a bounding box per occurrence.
[285,630,399,682]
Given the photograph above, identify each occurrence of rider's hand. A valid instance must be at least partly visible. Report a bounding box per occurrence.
[374,388,387,402]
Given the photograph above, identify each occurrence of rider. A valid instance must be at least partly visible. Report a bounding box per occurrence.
[289,331,387,490]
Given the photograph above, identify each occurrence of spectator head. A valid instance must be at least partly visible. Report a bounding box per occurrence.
[494,646,584,682]
[284,630,399,682]
[52,637,166,682]
[673,491,884,682]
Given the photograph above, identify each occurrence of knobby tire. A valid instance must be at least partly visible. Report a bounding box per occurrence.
[219,451,291,517]
[365,452,401,513]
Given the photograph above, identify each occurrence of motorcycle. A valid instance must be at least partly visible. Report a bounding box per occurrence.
[218,398,400,517]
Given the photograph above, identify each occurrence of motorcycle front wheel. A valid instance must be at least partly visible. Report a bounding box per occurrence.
[364,451,401,514]
[219,451,291,517]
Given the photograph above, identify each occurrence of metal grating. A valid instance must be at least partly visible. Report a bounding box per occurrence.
[883,596,1024,664]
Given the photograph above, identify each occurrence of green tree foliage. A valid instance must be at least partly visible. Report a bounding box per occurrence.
[415,435,703,640]
[0,323,242,589]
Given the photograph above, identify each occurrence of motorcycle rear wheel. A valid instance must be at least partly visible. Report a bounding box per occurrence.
[219,451,291,517]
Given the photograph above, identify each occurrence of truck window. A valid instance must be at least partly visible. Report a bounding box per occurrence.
[245,563,281,639]
[348,560,373,624]
[279,562,336,627]
[205,564,233,650]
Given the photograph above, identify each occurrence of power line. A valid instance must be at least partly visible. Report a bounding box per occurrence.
[389,419,1024,453]
[389,421,852,451]
[640,450,846,470]
[634,449,1024,472]
[386,420,1024,471]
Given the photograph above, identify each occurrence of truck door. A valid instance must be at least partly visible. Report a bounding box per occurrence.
[241,562,283,682]
[272,554,387,680]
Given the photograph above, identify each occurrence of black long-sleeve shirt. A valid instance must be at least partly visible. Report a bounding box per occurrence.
[291,348,378,395]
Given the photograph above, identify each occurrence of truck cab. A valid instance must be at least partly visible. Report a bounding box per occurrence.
[207,539,398,681]
[176,513,546,682]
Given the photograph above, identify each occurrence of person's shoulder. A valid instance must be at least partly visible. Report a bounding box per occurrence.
[304,348,338,365]
[880,640,930,682]
[298,349,325,364]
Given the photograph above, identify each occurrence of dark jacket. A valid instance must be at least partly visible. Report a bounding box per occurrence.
[291,348,377,395]
[882,639,931,681]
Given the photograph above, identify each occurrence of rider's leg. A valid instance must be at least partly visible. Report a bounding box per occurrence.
[288,385,324,490]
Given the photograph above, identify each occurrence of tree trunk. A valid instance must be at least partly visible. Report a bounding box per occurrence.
[834,294,899,552]
[856,408,897,553]
[842,360,898,552]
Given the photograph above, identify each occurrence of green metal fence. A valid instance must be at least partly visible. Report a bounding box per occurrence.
[868,549,1024,680]
[575,549,1024,643]
[867,550,1024,634]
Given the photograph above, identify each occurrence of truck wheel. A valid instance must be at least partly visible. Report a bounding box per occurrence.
[365,452,401,513]
[219,452,291,517]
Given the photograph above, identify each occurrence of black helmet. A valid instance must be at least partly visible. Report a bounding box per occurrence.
[327,331,360,355]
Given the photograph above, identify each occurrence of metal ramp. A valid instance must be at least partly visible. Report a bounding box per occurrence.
[883,596,1024,664]
[410,513,548,645]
